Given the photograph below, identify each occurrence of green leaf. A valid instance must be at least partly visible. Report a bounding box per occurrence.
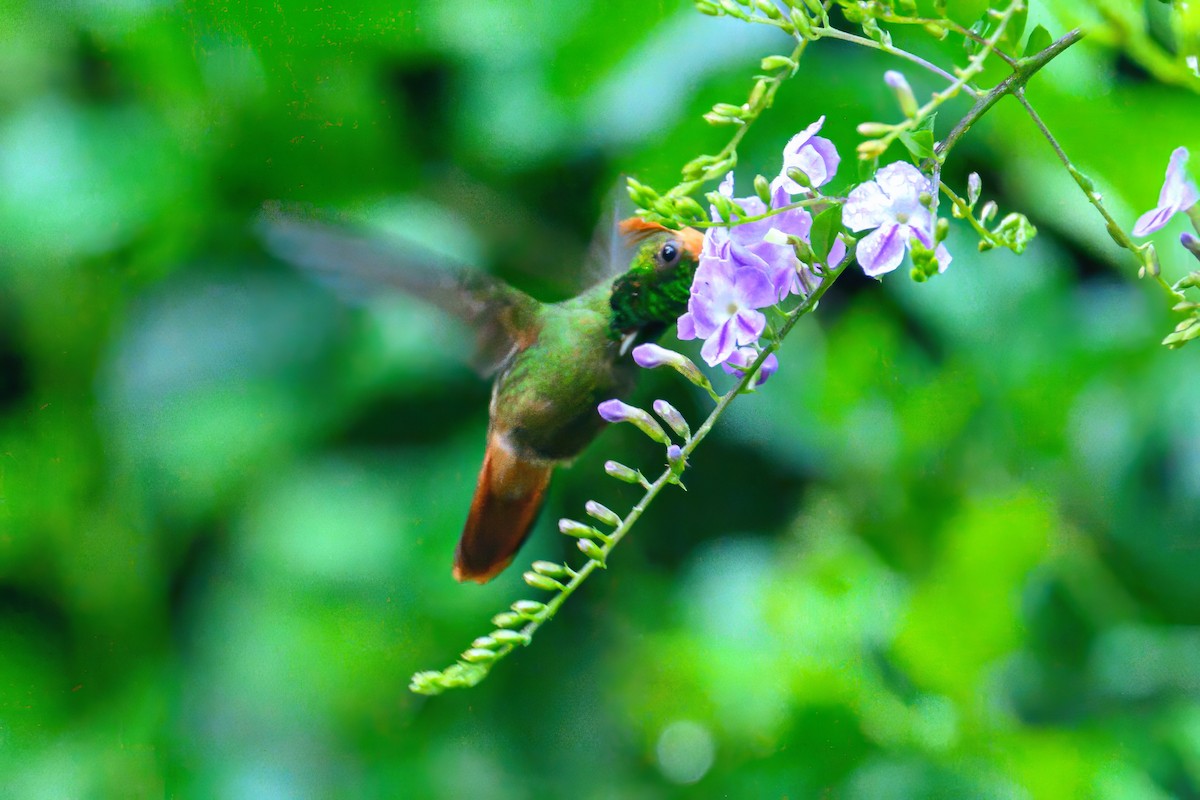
[1003,4,1028,55]
[899,129,936,161]
[1022,24,1052,58]
[810,205,844,263]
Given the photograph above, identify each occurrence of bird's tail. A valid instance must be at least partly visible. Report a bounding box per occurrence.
[454,432,552,583]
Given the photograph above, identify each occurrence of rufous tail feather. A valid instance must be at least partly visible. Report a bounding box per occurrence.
[453,432,553,584]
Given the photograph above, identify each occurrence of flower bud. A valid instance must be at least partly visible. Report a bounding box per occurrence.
[585,500,621,527]
[703,112,740,126]
[461,648,498,663]
[604,460,645,485]
[967,173,981,206]
[491,612,522,628]
[577,538,606,565]
[532,560,571,578]
[511,600,547,618]
[653,399,691,439]
[471,636,497,649]
[753,174,772,205]
[1141,243,1161,277]
[754,0,783,19]
[789,7,813,36]
[694,0,721,14]
[979,200,998,224]
[856,122,892,137]
[935,218,949,242]
[559,518,604,540]
[597,399,671,444]
[760,54,795,71]
[884,70,919,118]
[523,571,565,592]
[667,444,687,470]
[490,629,531,646]
[784,166,813,190]
[632,344,713,392]
[1181,232,1200,263]
[857,139,888,160]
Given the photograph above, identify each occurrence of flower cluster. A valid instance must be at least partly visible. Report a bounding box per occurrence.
[677,117,843,376]
[844,161,951,277]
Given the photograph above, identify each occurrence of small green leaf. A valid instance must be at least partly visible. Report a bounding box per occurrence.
[1022,24,1052,58]
[810,205,844,263]
[899,129,936,161]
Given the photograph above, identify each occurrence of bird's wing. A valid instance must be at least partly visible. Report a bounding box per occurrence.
[257,202,540,377]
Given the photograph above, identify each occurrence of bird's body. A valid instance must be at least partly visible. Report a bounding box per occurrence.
[259,207,702,583]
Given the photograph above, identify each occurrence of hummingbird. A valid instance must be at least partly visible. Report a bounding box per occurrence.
[258,205,703,583]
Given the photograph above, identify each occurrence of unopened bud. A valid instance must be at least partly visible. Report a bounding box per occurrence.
[531,560,571,579]
[577,538,606,565]
[523,571,565,592]
[585,500,622,528]
[511,600,547,618]
[979,200,997,224]
[558,518,604,541]
[754,0,783,19]
[1142,243,1161,277]
[760,54,795,71]
[471,636,497,649]
[785,166,813,190]
[694,0,721,14]
[604,460,644,485]
[753,174,772,205]
[857,139,888,160]
[652,399,691,439]
[967,172,981,206]
[461,648,498,663]
[856,122,892,137]
[490,629,530,646]
[597,399,671,444]
[631,344,713,392]
[935,217,949,242]
[1181,232,1200,263]
[491,612,522,628]
[884,70,919,118]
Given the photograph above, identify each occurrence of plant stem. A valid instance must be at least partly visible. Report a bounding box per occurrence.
[1010,88,1183,300]
[932,27,1083,165]
[813,26,978,97]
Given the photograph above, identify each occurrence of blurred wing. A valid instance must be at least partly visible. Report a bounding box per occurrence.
[582,180,642,285]
[257,203,540,377]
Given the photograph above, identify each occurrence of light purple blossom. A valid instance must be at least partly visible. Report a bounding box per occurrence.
[778,115,840,193]
[1132,147,1198,236]
[675,118,843,376]
[721,346,779,387]
[843,161,951,277]
[677,237,777,367]
[709,172,845,302]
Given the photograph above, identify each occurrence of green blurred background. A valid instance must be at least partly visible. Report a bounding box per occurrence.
[2,0,1199,797]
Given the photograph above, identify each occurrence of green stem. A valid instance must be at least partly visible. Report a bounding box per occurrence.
[932,27,1084,166]
[812,26,978,97]
[1010,86,1184,300]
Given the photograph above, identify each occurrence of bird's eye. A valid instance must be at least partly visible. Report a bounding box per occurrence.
[660,242,679,265]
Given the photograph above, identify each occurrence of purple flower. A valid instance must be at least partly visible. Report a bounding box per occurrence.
[710,171,843,301]
[677,237,777,367]
[843,161,951,277]
[1133,147,1198,236]
[778,115,840,193]
[721,346,779,387]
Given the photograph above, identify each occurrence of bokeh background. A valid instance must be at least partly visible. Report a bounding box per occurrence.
[2,0,1200,797]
